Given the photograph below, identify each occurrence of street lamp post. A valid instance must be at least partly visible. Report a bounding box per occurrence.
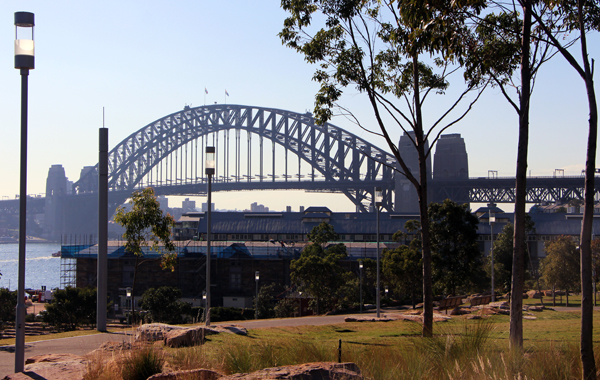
[254,271,260,319]
[126,287,132,329]
[202,290,207,321]
[489,210,496,302]
[298,291,302,317]
[375,187,382,318]
[14,11,34,373]
[205,147,215,326]
[359,260,363,313]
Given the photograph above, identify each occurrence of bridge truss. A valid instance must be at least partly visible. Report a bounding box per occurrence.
[73,104,397,212]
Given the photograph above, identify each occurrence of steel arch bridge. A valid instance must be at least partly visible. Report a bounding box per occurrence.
[72,104,397,212]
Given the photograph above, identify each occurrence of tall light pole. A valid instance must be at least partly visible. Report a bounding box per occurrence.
[359,260,363,313]
[126,287,132,329]
[14,11,34,373]
[489,209,496,302]
[254,271,260,319]
[205,146,215,326]
[375,187,382,318]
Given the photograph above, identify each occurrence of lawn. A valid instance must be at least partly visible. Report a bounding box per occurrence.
[86,308,600,380]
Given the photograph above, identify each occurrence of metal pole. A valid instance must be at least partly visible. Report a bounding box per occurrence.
[491,220,495,302]
[205,174,212,326]
[359,263,363,313]
[15,67,29,373]
[376,206,380,318]
[97,127,108,332]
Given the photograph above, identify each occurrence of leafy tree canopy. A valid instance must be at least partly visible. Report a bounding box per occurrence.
[428,199,485,295]
[307,222,339,246]
[114,187,176,271]
[541,235,580,292]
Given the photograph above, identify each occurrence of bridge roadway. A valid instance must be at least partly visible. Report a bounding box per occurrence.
[0,175,592,218]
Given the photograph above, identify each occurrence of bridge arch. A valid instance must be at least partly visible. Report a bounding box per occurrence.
[73,104,397,211]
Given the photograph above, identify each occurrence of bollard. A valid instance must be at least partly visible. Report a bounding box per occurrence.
[338,339,342,363]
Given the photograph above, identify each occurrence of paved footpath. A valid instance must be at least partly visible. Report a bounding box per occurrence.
[0,314,354,377]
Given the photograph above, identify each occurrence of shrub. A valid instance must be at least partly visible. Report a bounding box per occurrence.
[43,286,97,331]
[120,346,164,380]
[140,286,192,324]
[209,307,253,322]
[0,288,17,330]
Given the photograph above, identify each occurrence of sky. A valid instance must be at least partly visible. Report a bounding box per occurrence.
[0,1,597,213]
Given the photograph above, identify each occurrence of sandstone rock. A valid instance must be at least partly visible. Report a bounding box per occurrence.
[221,362,363,379]
[164,326,207,348]
[136,323,187,342]
[147,368,223,380]
[527,290,542,299]
[528,305,545,312]
[466,315,482,320]
[523,315,537,320]
[3,354,88,380]
[488,301,509,309]
[25,353,84,365]
[212,324,248,336]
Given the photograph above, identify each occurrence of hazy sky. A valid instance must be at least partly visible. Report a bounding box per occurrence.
[0,1,597,212]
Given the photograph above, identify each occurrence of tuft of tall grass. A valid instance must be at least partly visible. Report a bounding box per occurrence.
[120,346,165,380]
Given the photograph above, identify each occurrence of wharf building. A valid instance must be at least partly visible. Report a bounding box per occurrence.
[62,206,600,314]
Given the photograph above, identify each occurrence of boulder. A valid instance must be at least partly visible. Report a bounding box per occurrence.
[164,326,207,348]
[527,290,542,299]
[221,362,363,379]
[135,323,187,342]
[3,354,88,380]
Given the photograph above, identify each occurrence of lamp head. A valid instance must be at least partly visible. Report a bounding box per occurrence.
[374,187,383,208]
[205,146,215,175]
[255,271,260,281]
[14,12,34,69]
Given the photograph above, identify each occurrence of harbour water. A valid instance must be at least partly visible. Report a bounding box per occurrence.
[0,243,62,291]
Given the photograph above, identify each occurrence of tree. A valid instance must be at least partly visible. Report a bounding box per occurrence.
[528,2,600,375]
[307,222,339,247]
[592,238,600,306]
[139,286,192,324]
[464,1,557,349]
[290,223,347,314]
[114,187,176,321]
[489,216,536,293]
[280,0,487,337]
[429,200,484,295]
[43,286,97,331]
[0,288,16,332]
[254,283,278,319]
[541,236,580,307]
[382,242,422,308]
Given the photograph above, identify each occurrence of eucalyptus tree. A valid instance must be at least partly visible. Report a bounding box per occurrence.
[280,0,486,337]
[526,1,600,375]
[464,0,558,349]
[114,187,176,321]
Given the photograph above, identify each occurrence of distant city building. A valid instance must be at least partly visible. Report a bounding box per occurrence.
[286,206,292,213]
[250,202,269,212]
[44,165,69,240]
[299,206,305,213]
[433,134,468,180]
[202,202,215,212]
[182,198,196,213]
[395,131,431,213]
[157,196,169,212]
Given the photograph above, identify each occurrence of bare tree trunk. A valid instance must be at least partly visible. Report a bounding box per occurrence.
[578,0,598,372]
[413,54,433,338]
[510,0,532,351]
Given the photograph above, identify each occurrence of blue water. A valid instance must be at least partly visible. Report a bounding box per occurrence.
[0,243,61,291]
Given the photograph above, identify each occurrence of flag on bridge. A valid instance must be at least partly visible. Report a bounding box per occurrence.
[205,88,208,94]
[225,89,229,96]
